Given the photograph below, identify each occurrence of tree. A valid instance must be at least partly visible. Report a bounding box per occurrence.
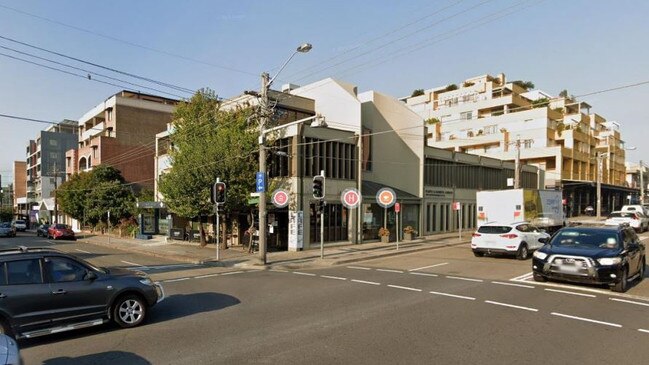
[513,80,535,90]
[0,207,12,222]
[531,97,550,108]
[158,89,257,246]
[57,165,134,229]
[559,89,569,98]
[411,89,424,97]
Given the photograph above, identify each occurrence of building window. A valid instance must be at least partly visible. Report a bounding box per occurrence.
[49,152,58,160]
[303,137,356,180]
[483,125,497,135]
[460,111,473,120]
[49,139,58,146]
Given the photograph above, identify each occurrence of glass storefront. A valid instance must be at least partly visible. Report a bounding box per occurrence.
[310,202,349,243]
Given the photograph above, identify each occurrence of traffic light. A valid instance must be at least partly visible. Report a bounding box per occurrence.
[312,175,325,200]
[213,182,226,204]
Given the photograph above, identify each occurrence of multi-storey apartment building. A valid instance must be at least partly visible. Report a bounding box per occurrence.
[66,91,178,190]
[23,120,79,224]
[403,73,635,216]
[12,161,27,220]
[155,78,541,250]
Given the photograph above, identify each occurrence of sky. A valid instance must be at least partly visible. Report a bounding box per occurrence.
[1,0,648,183]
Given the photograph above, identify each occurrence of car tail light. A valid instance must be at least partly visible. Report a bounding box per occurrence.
[472,233,481,237]
[632,215,638,220]
[500,234,518,239]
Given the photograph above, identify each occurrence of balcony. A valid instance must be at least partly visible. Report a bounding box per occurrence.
[81,121,105,141]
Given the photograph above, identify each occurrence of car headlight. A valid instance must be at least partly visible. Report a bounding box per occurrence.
[139,278,153,286]
[533,251,548,260]
[597,257,622,266]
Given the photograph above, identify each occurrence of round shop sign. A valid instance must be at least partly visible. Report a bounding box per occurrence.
[341,188,362,209]
[271,189,290,208]
[376,187,396,208]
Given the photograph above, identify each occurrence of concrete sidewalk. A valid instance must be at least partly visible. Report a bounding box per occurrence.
[76,231,470,269]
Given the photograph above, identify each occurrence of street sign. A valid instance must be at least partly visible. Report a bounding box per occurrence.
[271,189,290,208]
[341,188,362,209]
[376,188,396,208]
[452,202,461,211]
[395,202,401,213]
[256,172,266,192]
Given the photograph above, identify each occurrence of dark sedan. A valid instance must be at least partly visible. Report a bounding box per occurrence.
[0,247,164,339]
[36,224,50,237]
[47,224,76,240]
[532,225,645,292]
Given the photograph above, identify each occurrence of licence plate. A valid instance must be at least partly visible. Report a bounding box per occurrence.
[559,264,579,273]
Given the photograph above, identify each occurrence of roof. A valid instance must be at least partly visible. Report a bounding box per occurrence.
[361,180,418,200]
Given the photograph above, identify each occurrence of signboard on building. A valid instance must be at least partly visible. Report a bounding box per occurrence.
[424,187,453,199]
[376,188,396,208]
[288,211,304,250]
[341,188,362,209]
[271,189,290,208]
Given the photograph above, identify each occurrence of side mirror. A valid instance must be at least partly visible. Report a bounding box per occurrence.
[85,271,98,281]
[539,237,549,244]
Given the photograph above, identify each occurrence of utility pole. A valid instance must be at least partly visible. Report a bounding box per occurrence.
[258,72,270,265]
[511,135,533,189]
[596,153,606,220]
[641,160,645,205]
[52,162,59,224]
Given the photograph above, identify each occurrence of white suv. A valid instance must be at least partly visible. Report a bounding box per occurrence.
[471,222,551,260]
[12,220,27,232]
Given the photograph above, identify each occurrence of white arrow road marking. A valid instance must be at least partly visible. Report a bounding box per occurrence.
[551,312,622,328]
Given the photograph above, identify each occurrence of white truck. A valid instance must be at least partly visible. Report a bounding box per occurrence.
[476,189,565,233]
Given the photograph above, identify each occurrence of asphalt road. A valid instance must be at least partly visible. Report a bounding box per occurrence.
[9,232,649,364]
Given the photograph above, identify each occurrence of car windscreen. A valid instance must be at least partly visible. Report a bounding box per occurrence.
[0,222,10,228]
[477,226,512,234]
[549,229,620,249]
[14,220,25,224]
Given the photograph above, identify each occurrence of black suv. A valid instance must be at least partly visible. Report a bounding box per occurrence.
[0,247,164,339]
[532,225,645,292]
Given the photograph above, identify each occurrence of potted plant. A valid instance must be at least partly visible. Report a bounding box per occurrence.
[403,226,417,241]
[378,227,390,243]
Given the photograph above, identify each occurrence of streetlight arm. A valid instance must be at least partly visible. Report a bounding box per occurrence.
[268,51,298,87]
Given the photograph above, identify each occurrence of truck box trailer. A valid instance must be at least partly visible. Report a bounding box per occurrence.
[476,189,565,232]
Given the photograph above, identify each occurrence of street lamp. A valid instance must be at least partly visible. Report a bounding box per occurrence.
[258,43,312,265]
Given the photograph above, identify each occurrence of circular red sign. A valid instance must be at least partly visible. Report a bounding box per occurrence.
[271,189,290,208]
[376,188,396,208]
[340,188,362,209]
[395,202,401,213]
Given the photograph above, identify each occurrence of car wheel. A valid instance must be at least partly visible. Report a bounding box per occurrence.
[0,318,13,338]
[533,272,547,282]
[473,251,484,257]
[613,267,628,293]
[516,243,529,260]
[113,295,147,328]
[638,259,645,282]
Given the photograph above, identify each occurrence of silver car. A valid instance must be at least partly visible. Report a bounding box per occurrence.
[0,223,15,238]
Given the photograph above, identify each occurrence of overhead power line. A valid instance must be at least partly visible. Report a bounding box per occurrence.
[0,4,259,78]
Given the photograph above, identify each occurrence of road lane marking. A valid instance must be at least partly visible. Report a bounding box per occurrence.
[220,271,244,276]
[638,329,649,334]
[551,312,622,328]
[409,263,448,272]
[270,269,289,273]
[121,260,145,267]
[388,285,422,292]
[609,298,649,307]
[491,281,535,289]
[429,291,475,301]
[376,269,403,273]
[75,249,91,254]
[164,278,190,283]
[511,272,534,281]
[320,275,347,281]
[544,289,596,298]
[485,300,538,312]
[347,266,372,270]
[446,276,483,283]
[351,279,380,286]
[293,272,316,276]
[194,273,221,279]
[410,272,438,277]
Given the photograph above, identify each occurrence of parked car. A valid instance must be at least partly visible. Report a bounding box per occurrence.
[621,205,649,216]
[0,223,15,238]
[35,224,50,237]
[11,221,26,233]
[0,334,20,365]
[604,211,649,232]
[0,246,164,339]
[471,222,551,259]
[532,225,645,292]
[47,224,76,240]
